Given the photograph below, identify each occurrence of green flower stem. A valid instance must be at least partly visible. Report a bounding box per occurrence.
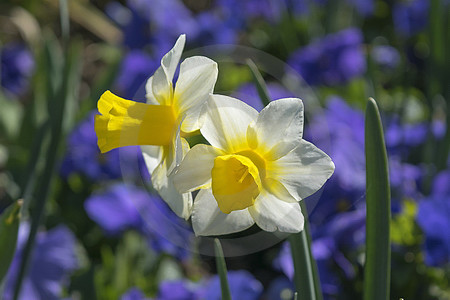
[214,238,231,300]
[363,98,391,300]
[246,59,271,107]
[288,201,323,300]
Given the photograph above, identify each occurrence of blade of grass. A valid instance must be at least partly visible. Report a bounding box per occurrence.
[59,0,70,45]
[214,238,231,300]
[288,201,323,300]
[12,38,82,300]
[246,59,271,107]
[363,98,391,300]
[0,200,22,284]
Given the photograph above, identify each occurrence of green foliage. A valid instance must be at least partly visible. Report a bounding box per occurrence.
[0,200,22,284]
[364,98,391,300]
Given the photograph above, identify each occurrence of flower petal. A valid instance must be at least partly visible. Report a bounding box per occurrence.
[201,94,258,153]
[250,98,304,160]
[141,145,162,174]
[147,34,186,105]
[174,56,218,133]
[152,159,193,220]
[192,189,255,236]
[266,139,335,201]
[248,192,304,233]
[173,144,223,193]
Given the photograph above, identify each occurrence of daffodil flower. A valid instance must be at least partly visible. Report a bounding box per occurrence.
[95,34,218,219]
[173,95,335,235]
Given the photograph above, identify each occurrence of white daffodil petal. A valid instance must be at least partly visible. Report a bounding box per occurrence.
[152,161,192,220]
[148,34,185,105]
[267,139,335,201]
[173,144,223,193]
[201,94,258,152]
[141,145,163,174]
[145,76,158,104]
[192,189,255,236]
[248,192,304,233]
[253,98,304,160]
[161,34,186,81]
[174,56,218,132]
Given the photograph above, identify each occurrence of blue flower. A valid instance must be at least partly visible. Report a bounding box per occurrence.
[157,280,199,300]
[85,184,193,260]
[121,287,150,300]
[306,96,365,193]
[115,50,158,99]
[288,28,366,86]
[199,270,263,300]
[371,45,401,70]
[2,223,79,300]
[107,0,198,50]
[385,117,428,155]
[60,112,149,182]
[216,0,285,25]
[233,82,295,111]
[1,43,34,96]
[416,195,450,267]
[194,12,239,45]
[274,205,366,298]
[431,170,450,197]
[393,0,429,36]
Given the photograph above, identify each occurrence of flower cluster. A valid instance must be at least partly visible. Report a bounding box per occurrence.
[94,35,335,236]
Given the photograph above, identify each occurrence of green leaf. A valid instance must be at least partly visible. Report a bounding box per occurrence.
[246,59,271,107]
[288,201,323,300]
[0,200,22,284]
[364,97,391,300]
[214,238,231,300]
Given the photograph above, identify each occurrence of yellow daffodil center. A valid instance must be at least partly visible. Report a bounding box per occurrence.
[95,91,177,153]
[211,150,266,214]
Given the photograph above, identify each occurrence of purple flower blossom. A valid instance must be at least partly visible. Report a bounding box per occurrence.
[195,12,239,45]
[393,0,429,36]
[106,0,197,49]
[85,184,193,260]
[288,28,366,86]
[385,118,428,154]
[121,287,150,300]
[216,0,285,24]
[389,156,423,199]
[115,50,158,99]
[155,271,262,300]
[199,270,263,300]
[233,82,295,111]
[274,205,366,298]
[306,96,366,193]
[1,43,34,96]
[2,223,79,300]
[416,195,450,267]
[371,45,401,70]
[157,280,199,300]
[60,112,149,182]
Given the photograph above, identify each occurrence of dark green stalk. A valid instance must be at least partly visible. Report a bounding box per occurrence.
[363,98,391,300]
[288,201,323,300]
[246,59,271,107]
[214,239,231,300]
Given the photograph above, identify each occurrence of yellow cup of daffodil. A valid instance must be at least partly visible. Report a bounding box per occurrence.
[95,34,218,220]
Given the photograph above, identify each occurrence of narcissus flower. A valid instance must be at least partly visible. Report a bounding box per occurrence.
[95,35,218,219]
[173,95,335,235]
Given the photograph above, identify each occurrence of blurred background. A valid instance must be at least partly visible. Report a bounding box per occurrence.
[0,0,448,299]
